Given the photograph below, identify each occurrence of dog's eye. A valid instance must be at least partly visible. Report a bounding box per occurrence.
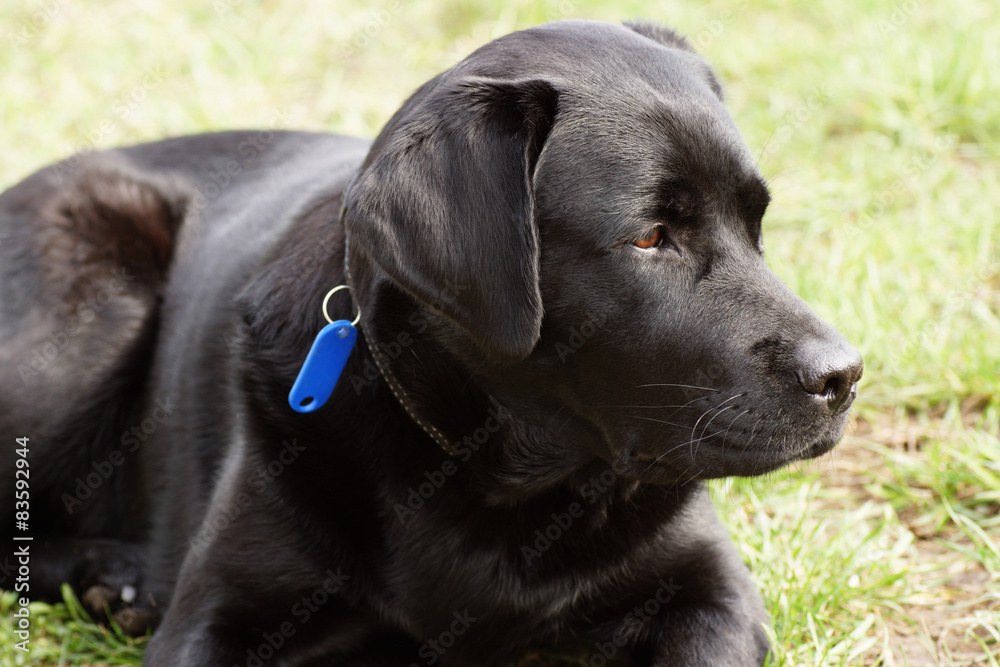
[633,226,666,250]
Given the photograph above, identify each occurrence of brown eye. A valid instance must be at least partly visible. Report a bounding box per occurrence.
[633,226,663,249]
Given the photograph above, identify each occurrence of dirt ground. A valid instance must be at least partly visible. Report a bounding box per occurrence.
[822,416,1000,666]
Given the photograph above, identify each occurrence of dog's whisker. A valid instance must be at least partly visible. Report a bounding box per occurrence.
[662,393,718,422]
[556,411,577,434]
[719,409,752,471]
[687,406,714,461]
[637,392,746,474]
[720,409,751,452]
[695,393,746,442]
[674,465,692,484]
[598,404,704,410]
[754,125,780,171]
[636,383,720,392]
[460,362,488,391]
[688,393,743,461]
[678,468,705,489]
[647,427,726,470]
[746,418,762,450]
[753,434,775,477]
[645,439,694,471]
[629,415,693,430]
[693,404,737,460]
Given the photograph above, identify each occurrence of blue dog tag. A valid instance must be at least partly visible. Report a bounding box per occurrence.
[289,321,357,413]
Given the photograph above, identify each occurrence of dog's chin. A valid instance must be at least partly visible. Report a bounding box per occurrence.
[792,432,842,462]
[610,417,849,484]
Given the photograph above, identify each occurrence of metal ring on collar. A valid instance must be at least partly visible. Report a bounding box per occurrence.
[321,285,361,326]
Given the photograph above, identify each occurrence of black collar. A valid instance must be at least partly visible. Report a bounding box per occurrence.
[339,173,456,455]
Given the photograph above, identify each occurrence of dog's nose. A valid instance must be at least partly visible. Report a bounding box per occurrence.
[795,338,863,413]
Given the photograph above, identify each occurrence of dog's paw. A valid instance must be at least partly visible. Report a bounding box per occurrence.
[67,540,158,635]
[113,605,159,636]
[81,582,158,635]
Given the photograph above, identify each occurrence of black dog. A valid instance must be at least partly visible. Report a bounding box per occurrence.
[0,20,862,666]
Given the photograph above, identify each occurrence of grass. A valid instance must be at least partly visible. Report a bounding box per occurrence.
[0,587,147,665]
[1,0,998,664]
[719,422,1000,666]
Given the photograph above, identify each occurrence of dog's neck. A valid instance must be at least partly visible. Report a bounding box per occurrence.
[344,243,603,504]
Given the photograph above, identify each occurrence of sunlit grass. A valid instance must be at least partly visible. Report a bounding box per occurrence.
[0,586,148,666]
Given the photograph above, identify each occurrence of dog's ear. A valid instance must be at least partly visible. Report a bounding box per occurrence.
[623,20,695,52]
[344,76,558,364]
[623,20,724,101]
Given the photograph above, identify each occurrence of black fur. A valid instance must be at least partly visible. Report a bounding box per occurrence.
[0,20,862,666]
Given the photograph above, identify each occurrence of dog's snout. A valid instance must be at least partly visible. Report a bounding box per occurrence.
[795,337,863,414]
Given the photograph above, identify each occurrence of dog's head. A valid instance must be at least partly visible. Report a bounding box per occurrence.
[344,20,862,485]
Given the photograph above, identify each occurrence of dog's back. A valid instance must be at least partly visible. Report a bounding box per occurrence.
[0,131,365,600]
